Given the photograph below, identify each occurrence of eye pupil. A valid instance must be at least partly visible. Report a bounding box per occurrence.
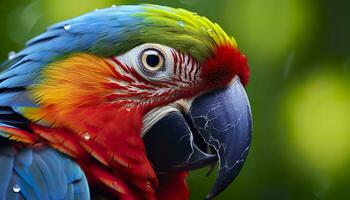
[140,48,165,72]
[146,54,160,67]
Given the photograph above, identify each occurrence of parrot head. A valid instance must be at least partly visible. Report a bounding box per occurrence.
[0,4,252,200]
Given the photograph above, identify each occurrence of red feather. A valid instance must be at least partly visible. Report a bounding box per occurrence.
[201,45,249,87]
[156,172,190,200]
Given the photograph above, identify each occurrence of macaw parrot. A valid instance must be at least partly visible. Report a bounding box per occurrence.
[0,4,252,200]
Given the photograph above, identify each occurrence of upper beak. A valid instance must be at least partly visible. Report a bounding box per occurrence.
[143,78,252,199]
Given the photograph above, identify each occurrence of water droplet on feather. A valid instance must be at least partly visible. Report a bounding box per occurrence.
[13,184,20,193]
[63,24,71,30]
[177,21,185,27]
[112,181,118,188]
[83,132,91,140]
[8,51,16,60]
[145,181,153,191]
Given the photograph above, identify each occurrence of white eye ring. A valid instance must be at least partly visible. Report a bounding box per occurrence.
[140,49,165,72]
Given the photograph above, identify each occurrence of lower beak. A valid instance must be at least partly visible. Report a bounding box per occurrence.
[143,78,252,199]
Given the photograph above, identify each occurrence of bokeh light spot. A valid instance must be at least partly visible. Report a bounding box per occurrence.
[42,0,126,22]
[285,68,350,175]
[221,0,315,64]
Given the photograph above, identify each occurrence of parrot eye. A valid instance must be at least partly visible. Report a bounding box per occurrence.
[115,43,173,80]
[140,49,165,72]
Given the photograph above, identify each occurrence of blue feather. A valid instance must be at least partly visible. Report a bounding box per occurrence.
[15,149,32,168]
[0,146,15,199]
[64,184,74,200]
[0,73,38,88]
[15,163,43,200]
[0,145,90,200]
[0,5,145,90]
[26,29,65,46]
[38,149,67,199]
[72,173,90,200]
[0,92,35,107]
[6,173,20,200]
[12,175,37,200]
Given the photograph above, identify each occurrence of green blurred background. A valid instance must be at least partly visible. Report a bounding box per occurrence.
[1,0,349,199]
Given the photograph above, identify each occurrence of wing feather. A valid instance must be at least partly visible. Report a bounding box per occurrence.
[0,145,90,200]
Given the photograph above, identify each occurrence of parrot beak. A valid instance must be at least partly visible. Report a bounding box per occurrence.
[143,78,252,199]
